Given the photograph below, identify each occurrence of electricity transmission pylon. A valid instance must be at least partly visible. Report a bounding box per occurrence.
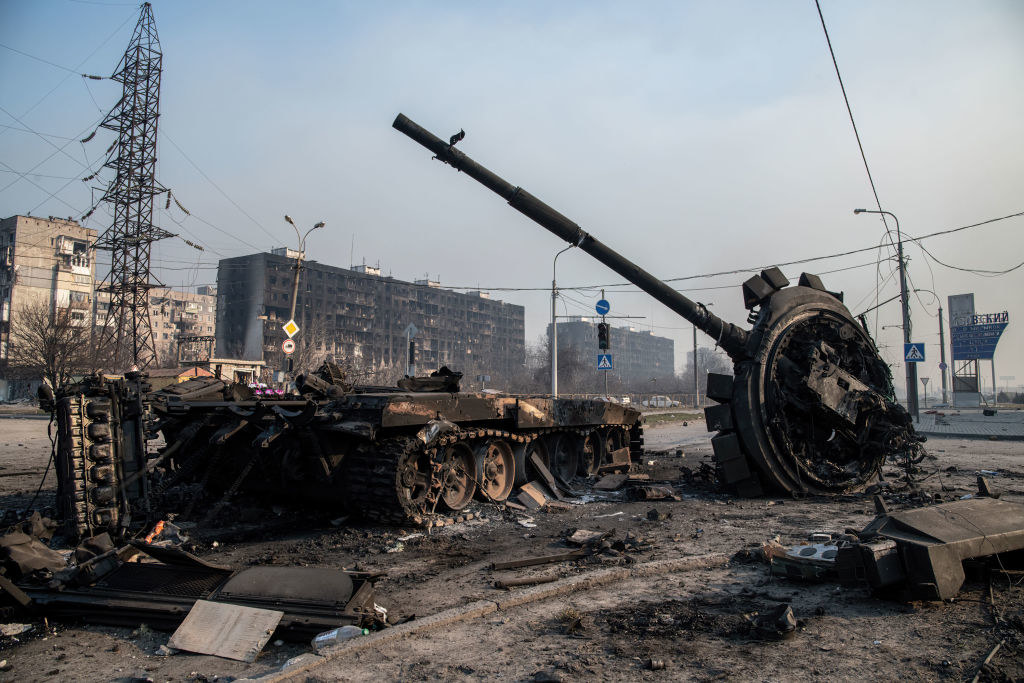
[94,2,172,370]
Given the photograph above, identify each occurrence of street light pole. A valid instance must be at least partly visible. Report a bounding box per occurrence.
[284,215,326,325]
[938,306,948,404]
[855,209,918,420]
[551,244,575,398]
[693,326,698,408]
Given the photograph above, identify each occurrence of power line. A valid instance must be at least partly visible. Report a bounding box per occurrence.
[161,131,279,247]
[0,124,79,140]
[916,240,1024,277]
[814,0,898,254]
[0,41,98,76]
[0,9,136,129]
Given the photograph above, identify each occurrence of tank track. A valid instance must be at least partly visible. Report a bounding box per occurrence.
[341,427,617,526]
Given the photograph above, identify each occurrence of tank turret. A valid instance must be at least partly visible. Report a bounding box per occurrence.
[394,113,925,496]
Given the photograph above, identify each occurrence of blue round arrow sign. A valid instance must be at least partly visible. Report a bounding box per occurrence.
[595,299,610,316]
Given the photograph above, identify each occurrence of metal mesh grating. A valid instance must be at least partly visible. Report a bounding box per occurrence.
[98,565,226,598]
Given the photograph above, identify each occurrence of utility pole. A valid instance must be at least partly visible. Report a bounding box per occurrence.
[551,244,574,397]
[602,289,608,396]
[855,209,917,420]
[283,215,325,376]
[284,217,325,325]
[938,306,948,404]
[693,326,699,408]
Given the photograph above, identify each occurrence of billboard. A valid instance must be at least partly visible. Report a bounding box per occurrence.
[950,313,1009,360]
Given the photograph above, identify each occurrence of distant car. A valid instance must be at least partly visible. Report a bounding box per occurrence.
[620,397,631,405]
[644,396,673,409]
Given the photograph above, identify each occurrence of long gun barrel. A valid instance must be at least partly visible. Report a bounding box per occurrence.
[392,114,750,360]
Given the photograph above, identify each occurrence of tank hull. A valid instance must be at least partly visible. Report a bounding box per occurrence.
[49,374,643,538]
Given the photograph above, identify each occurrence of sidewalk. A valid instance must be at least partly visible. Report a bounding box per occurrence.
[915,408,1024,440]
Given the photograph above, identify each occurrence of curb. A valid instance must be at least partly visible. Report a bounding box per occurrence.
[917,430,1024,442]
[250,552,728,682]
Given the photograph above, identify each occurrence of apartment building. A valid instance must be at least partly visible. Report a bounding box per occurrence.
[547,317,675,385]
[216,250,525,383]
[0,215,97,397]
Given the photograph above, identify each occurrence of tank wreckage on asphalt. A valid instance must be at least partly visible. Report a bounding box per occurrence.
[42,112,926,541]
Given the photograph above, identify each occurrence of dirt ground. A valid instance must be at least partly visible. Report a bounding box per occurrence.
[0,415,1022,682]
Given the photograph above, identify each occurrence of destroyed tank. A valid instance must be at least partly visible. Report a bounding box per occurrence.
[393,113,926,497]
[47,364,642,539]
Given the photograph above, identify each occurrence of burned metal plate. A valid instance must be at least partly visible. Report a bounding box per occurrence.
[214,566,354,607]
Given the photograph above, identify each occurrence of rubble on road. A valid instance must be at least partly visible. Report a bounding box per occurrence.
[0,522,390,648]
[754,493,1024,602]
[838,496,1024,600]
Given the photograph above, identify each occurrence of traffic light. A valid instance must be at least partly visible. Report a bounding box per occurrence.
[597,322,610,350]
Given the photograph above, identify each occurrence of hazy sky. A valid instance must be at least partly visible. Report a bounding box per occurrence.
[2,0,1022,396]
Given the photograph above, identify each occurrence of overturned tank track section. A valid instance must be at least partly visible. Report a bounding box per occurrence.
[52,376,151,539]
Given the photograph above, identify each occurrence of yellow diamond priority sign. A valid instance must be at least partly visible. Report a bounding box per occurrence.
[282,319,299,338]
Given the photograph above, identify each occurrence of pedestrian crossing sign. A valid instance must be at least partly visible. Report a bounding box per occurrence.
[904,343,925,362]
[597,353,613,370]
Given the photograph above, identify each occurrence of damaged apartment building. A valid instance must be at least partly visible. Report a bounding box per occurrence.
[216,249,526,383]
[0,215,97,398]
[93,285,217,366]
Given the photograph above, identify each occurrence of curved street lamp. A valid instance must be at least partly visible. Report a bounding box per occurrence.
[854,208,917,419]
[283,215,326,324]
[550,243,576,397]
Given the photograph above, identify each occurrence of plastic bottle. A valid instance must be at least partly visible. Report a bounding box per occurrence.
[311,625,369,650]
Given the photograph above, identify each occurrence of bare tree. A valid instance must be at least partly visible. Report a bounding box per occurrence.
[7,300,102,390]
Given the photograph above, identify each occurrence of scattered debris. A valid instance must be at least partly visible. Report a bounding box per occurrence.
[977,476,998,498]
[9,538,385,640]
[0,527,65,580]
[837,497,1024,600]
[311,625,368,650]
[762,541,839,581]
[493,574,560,589]
[518,482,549,510]
[594,474,629,491]
[970,639,1005,683]
[630,485,679,501]
[491,549,587,571]
[646,508,671,522]
[744,603,797,639]
[528,453,568,501]
[0,623,33,637]
[168,600,283,662]
[566,529,608,545]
